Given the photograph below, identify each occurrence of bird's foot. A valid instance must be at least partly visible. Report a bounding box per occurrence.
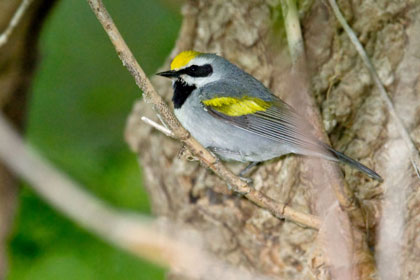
[239,176,253,184]
[227,177,253,196]
[227,184,251,196]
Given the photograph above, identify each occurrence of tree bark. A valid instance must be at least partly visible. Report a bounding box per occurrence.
[126,0,420,279]
[0,0,57,277]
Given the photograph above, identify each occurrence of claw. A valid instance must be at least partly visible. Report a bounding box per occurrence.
[239,176,253,184]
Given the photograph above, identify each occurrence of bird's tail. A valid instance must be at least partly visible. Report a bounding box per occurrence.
[323,144,383,182]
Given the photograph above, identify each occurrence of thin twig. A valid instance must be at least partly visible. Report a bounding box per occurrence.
[0,112,276,280]
[280,0,305,64]
[141,116,175,137]
[328,0,420,177]
[87,0,321,230]
[0,0,34,49]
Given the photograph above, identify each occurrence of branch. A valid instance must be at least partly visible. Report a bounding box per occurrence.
[87,0,321,230]
[141,116,175,137]
[0,0,34,48]
[280,0,305,64]
[328,0,420,178]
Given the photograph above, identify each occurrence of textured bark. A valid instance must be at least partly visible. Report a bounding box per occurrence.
[0,0,56,277]
[126,0,420,279]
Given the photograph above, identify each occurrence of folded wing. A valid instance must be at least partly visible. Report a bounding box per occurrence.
[202,95,319,151]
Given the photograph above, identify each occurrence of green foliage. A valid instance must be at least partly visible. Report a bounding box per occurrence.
[7,0,181,279]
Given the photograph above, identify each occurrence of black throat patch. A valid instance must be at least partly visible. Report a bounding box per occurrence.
[172,80,196,109]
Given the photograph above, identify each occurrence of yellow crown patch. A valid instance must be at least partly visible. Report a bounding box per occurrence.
[171,50,201,70]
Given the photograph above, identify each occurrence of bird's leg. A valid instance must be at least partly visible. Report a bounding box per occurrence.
[239,161,261,179]
[207,147,258,195]
[229,162,262,196]
[227,183,251,196]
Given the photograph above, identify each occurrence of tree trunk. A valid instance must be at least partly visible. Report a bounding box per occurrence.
[126,0,420,279]
[0,0,56,277]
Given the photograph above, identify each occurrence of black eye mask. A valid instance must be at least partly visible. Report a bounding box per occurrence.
[179,64,213,77]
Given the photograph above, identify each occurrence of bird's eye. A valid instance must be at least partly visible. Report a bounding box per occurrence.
[184,64,213,77]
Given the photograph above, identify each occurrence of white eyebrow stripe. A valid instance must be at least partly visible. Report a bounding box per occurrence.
[187,56,214,67]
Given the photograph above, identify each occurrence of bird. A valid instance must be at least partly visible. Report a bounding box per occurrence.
[157,50,382,181]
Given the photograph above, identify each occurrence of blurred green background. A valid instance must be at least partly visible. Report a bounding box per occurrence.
[7,0,181,279]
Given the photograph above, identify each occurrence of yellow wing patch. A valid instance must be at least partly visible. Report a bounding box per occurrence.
[203,96,271,116]
[171,50,201,70]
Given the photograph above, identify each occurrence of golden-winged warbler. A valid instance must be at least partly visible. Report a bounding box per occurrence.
[157,51,382,181]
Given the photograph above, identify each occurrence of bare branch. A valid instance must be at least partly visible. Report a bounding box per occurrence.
[0,0,34,49]
[141,116,175,137]
[280,0,305,64]
[86,0,321,230]
[328,0,420,178]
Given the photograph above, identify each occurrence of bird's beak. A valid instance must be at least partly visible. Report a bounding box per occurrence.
[156,70,179,78]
